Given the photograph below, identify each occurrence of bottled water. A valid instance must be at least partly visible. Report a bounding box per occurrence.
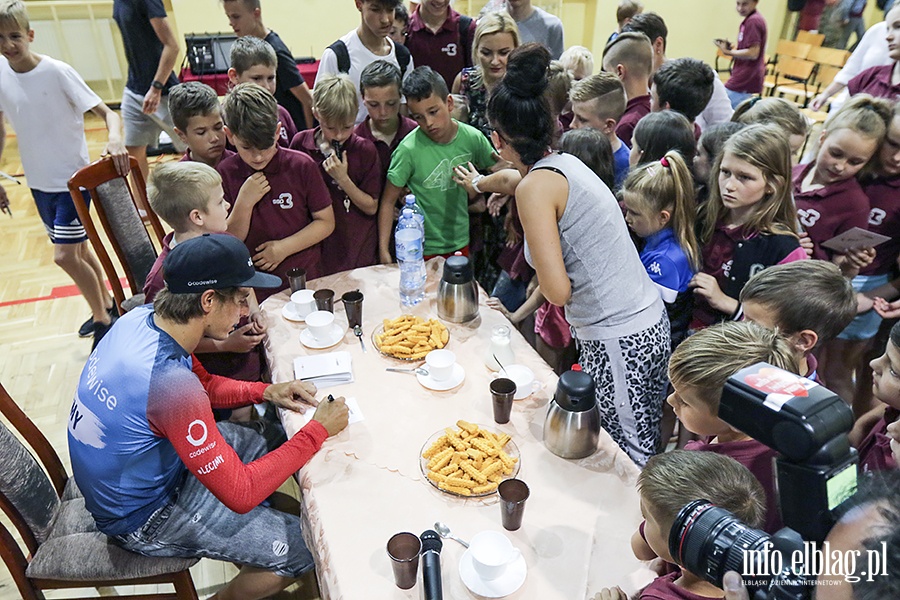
[404,194,425,233]
[395,207,426,306]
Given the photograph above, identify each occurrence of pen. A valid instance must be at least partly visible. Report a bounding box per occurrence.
[327,394,335,403]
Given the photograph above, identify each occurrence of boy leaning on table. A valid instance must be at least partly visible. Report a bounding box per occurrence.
[68,233,349,600]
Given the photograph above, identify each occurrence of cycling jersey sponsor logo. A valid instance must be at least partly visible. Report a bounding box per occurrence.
[186,420,208,447]
[273,540,289,557]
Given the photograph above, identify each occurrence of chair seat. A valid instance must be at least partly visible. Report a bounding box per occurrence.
[25,496,197,582]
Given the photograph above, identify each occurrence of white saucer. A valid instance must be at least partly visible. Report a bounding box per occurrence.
[299,324,346,349]
[281,303,307,323]
[416,363,465,391]
[458,549,527,598]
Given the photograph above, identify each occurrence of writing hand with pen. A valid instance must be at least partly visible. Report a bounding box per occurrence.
[263,380,349,436]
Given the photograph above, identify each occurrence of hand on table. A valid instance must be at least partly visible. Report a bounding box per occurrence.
[486,296,514,321]
[312,396,350,436]
[264,380,318,413]
[591,586,627,600]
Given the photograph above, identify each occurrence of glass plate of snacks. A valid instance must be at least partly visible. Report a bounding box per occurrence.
[372,315,450,361]
[419,421,520,498]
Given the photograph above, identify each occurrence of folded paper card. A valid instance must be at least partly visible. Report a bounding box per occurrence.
[294,351,353,389]
[821,227,891,254]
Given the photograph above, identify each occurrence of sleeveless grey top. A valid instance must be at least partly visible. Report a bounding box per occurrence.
[524,152,663,340]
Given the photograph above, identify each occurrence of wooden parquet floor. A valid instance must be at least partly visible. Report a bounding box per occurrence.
[0,114,319,599]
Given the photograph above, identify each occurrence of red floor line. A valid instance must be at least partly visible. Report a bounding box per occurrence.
[0,278,130,308]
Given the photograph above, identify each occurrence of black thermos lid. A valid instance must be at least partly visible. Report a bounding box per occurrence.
[553,370,596,412]
[442,254,474,284]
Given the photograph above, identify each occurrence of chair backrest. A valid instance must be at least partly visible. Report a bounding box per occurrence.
[774,39,812,60]
[807,46,851,68]
[796,30,825,46]
[814,64,843,88]
[775,56,816,83]
[68,157,165,313]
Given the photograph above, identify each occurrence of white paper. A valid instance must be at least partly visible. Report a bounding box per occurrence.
[292,396,363,428]
[294,351,353,389]
[821,227,891,253]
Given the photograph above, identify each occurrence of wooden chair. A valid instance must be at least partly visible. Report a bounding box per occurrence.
[796,30,825,46]
[776,46,849,107]
[764,40,813,93]
[714,48,733,77]
[807,46,850,69]
[766,56,817,101]
[0,382,199,600]
[68,156,166,315]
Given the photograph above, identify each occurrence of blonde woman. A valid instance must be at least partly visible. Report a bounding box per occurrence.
[451,11,519,138]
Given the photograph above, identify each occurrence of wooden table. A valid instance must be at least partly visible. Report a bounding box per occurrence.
[262,260,652,599]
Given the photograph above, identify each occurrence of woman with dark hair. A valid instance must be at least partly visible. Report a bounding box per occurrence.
[457,43,671,466]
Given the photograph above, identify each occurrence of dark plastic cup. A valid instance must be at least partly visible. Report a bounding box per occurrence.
[387,532,421,589]
[314,289,335,312]
[341,290,364,328]
[287,268,306,292]
[490,378,517,424]
[498,479,530,531]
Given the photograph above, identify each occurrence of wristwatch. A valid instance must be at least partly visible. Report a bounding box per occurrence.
[151,80,165,91]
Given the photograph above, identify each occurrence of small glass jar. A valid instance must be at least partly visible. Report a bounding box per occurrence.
[485,325,516,371]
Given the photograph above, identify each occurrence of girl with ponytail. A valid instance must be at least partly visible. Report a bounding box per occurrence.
[461,43,671,466]
[621,151,700,349]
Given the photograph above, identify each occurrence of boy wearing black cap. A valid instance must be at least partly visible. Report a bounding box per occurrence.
[67,233,349,600]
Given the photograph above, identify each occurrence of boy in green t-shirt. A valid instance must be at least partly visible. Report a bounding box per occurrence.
[377,66,497,263]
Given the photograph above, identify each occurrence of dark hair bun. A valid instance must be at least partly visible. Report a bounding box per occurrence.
[504,43,551,98]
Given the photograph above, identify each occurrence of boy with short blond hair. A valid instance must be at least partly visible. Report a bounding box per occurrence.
[218,83,335,300]
[290,74,382,275]
[740,261,857,381]
[378,66,497,263]
[602,31,653,148]
[355,60,418,186]
[668,320,799,533]
[227,35,296,147]
[569,72,629,188]
[220,0,313,129]
[168,81,233,167]
[0,0,126,347]
[143,162,266,387]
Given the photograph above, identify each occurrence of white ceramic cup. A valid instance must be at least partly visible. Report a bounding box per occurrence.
[469,531,521,581]
[290,289,316,319]
[305,310,335,342]
[498,365,536,400]
[425,349,456,382]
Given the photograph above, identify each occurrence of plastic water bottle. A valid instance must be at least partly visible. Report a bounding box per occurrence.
[395,207,426,306]
[404,194,425,233]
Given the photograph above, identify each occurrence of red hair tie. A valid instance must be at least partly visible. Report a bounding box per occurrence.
[660,157,670,168]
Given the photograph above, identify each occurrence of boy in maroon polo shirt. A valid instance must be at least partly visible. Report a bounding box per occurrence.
[853,321,900,471]
[227,36,296,148]
[355,60,418,186]
[143,162,267,394]
[667,321,801,534]
[716,0,767,108]
[602,31,653,149]
[168,82,234,167]
[291,74,382,276]
[219,83,335,301]
[405,0,476,90]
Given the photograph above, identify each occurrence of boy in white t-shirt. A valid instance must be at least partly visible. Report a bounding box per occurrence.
[0,0,129,347]
[315,0,413,125]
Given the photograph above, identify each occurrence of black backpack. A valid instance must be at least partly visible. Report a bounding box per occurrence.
[328,38,412,78]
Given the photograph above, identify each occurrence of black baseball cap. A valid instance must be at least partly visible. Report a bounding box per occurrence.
[163,233,282,293]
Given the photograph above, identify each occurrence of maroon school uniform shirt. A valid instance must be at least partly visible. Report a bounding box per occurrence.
[792,163,870,261]
[354,115,418,187]
[179,148,236,164]
[405,7,475,89]
[641,571,720,600]
[861,175,900,276]
[141,232,263,381]
[218,147,332,301]
[290,129,382,276]
[847,64,900,103]
[685,438,783,533]
[857,407,899,472]
[616,95,650,149]
[726,9,767,94]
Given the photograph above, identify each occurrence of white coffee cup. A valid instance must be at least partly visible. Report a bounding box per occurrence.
[305,310,335,342]
[469,531,521,581]
[291,289,316,319]
[498,364,536,400]
[425,349,456,382]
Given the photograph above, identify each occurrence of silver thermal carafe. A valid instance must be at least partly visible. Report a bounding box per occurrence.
[437,255,479,323]
[543,368,601,459]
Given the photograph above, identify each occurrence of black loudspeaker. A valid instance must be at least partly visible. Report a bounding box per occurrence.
[185,33,237,74]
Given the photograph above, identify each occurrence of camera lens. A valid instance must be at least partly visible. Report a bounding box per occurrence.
[670,500,773,593]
